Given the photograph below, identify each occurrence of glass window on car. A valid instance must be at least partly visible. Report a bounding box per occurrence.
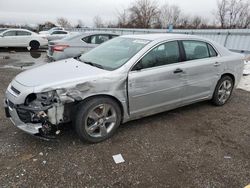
[110,35,118,39]
[135,41,180,70]
[79,37,150,70]
[91,35,110,44]
[207,44,218,57]
[82,36,91,43]
[3,31,16,37]
[52,31,67,35]
[183,40,210,60]
[16,31,31,36]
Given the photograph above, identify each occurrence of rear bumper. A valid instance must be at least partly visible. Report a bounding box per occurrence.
[4,99,42,135]
[46,50,66,61]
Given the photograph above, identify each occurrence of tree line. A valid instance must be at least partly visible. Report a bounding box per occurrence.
[1,0,249,30]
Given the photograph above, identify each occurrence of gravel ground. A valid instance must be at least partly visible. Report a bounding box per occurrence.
[0,51,249,188]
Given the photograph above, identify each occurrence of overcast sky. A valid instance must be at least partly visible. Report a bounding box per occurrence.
[0,0,217,26]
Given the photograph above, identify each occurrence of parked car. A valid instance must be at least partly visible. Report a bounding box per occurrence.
[39,27,64,35]
[47,32,119,61]
[4,34,244,143]
[40,30,71,41]
[0,29,48,49]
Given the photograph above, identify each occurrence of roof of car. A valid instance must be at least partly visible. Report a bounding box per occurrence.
[4,28,32,32]
[120,33,206,41]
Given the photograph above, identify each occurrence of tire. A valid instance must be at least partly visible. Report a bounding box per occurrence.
[29,40,40,50]
[212,76,234,106]
[74,97,122,143]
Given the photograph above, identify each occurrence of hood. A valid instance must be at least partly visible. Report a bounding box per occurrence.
[15,58,108,88]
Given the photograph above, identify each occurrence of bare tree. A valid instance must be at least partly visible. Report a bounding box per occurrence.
[215,0,250,28]
[57,17,71,28]
[159,3,181,28]
[215,0,228,28]
[93,16,104,28]
[75,19,84,28]
[228,0,250,28]
[117,10,128,28]
[178,14,192,29]
[128,0,159,28]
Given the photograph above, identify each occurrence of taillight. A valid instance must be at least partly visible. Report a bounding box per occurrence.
[52,45,69,52]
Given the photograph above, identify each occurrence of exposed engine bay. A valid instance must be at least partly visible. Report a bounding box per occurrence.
[15,91,72,138]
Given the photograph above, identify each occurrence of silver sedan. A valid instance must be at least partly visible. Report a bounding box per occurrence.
[47,32,119,60]
[5,34,244,143]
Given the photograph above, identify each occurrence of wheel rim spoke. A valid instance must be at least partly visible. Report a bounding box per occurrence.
[100,104,111,117]
[89,111,100,121]
[218,80,232,104]
[100,124,108,136]
[87,122,99,134]
[105,115,116,123]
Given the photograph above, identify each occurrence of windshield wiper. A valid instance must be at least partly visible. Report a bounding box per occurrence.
[84,61,104,69]
[74,56,104,69]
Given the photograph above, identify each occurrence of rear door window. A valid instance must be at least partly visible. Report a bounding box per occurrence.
[16,31,31,36]
[82,35,110,44]
[51,31,67,35]
[182,40,210,60]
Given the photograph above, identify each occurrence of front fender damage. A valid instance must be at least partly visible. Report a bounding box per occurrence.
[18,78,127,138]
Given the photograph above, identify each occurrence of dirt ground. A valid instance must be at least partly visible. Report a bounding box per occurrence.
[0,50,249,188]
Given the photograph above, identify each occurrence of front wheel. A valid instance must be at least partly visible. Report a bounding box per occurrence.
[212,76,234,106]
[74,97,122,143]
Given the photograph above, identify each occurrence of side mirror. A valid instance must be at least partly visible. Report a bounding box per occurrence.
[133,61,143,71]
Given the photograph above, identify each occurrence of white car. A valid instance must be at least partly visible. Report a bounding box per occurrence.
[0,29,48,49]
[40,30,70,41]
[39,27,64,35]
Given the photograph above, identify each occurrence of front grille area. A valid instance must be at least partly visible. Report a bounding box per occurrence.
[16,108,32,123]
[8,100,15,109]
[10,86,20,95]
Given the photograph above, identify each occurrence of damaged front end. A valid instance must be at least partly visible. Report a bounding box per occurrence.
[6,90,72,139]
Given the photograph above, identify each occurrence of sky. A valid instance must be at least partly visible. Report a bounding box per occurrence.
[0,0,218,26]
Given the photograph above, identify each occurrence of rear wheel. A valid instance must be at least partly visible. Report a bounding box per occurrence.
[29,40,40,50]
[212,76,234,106]
[74,97,121,143]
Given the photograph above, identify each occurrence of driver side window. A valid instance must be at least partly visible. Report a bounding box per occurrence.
[133,41,180,70]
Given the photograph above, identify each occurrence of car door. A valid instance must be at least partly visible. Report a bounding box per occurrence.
[180,40,221,103]
[128,41,186,117]
[16,30,32,46]
[1,30,17,47]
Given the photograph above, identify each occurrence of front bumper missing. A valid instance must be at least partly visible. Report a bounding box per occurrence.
[4,99,42,135]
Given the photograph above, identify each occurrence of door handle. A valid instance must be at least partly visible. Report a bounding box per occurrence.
[214,62,221,67]
[173,68,183,74]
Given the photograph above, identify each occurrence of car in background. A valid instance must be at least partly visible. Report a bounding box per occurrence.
[40,30,71,41]
[0,28,48,49]
[4,34,244,143]
[47,32,119,61]
[38,27,64,34]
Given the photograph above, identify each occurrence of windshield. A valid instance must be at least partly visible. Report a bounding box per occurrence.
[79,37,150,70]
